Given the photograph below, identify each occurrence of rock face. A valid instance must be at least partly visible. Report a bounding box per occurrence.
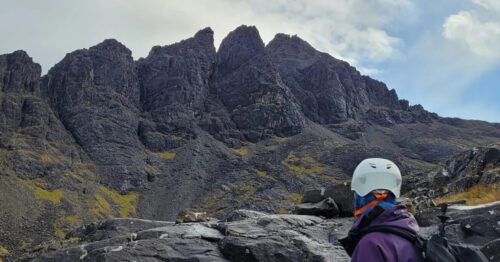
[405,145,500,199]
[42,39,145,191]
[213,26,305,142]
[30,203,499,261]
[1,25,500,258]
[30,210,353,262]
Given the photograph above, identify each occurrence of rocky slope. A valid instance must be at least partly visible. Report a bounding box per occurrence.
[27,202,500,261]
[0,25,499,259]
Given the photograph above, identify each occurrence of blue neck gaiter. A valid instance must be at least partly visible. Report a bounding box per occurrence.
[354,192,397,217]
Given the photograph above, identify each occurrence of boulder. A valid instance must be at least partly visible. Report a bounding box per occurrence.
[32,211,352,261]
[324,184,354,217]
[481,238,500,262]
[176,208,211,224]
[302,188,325,204]
[294,197,339,218]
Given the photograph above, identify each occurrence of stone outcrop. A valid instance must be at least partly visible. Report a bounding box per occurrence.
[30,210,353,261]
[30,203,500,261]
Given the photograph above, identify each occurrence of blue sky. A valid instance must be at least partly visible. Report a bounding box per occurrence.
[1,0,499,122]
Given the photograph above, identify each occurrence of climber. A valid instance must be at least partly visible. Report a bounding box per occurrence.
[339,158,423,262]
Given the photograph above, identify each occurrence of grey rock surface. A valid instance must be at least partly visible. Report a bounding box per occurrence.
[32,211,353,262]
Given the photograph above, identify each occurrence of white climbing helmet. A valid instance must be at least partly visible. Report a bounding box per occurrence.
[351,158,402,198]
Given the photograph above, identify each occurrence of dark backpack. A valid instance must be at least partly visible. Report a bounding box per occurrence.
[339,205,488,262]
[359,225,488,262]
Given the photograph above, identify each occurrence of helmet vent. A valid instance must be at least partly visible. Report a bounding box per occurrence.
[386,164,392,169]
[369,163,376,168]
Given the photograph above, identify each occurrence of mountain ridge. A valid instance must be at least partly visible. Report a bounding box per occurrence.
[0,25,499,259]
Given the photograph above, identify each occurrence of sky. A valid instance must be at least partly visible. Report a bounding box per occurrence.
[1,0,499,123]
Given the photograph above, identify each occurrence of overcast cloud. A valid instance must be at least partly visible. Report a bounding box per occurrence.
[1,0,499,122]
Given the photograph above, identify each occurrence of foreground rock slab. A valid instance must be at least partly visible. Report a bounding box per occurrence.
[32,210,354,262]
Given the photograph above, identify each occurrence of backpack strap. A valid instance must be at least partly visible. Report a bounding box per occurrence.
[339,206,387,256]
[359,225,426,250]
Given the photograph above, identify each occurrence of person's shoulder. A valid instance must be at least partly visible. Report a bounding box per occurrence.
[358,232,392,246]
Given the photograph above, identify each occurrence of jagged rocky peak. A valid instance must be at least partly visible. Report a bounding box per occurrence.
[217,25,266,75]
[139,27,216,111]
[147,27,215,58]
[0,50,41,94]
[267,33,321,61]
[43,38,140,111]
[41,39,146,192]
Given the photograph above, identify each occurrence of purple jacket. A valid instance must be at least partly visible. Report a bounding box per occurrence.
[348,205,423,262]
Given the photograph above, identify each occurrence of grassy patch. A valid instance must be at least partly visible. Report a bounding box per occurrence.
[20,242,31,249]
[40,153,52,163]
[232,148,247,156]
[276,208,288,214]
[264,145,278,151]
[99,186,137,217]
[171,135,182,141]
[434,183,500,206]
[24,180,63,204]
[34,188,63,204]
[255,169,276,181]
[290,193,302,203]
[92,194,113,218]
[0,246,8,256]
[275,137,291,142]
[154,152,176,159]
[54,215,80,239]
[282,152,325,177]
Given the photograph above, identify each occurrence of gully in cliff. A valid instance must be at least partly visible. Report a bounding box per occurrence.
[340,158,488,262]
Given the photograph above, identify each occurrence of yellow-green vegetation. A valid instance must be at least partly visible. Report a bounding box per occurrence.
[264,145,278,151]
[171,135,182,141]
[20,242,31,249]
[0,246,8,256]
[232,148,247,156]
[40,153,53,163]
[200,189,228,212]
[234,183,257,199]
[281,152,325,177]
[290,193,302,203]
[434,183,500,206]
[145,164,160,175]
[34,188,63,204]
[275,136,291,142]
[61,237,80,248]
[255,169,276,181]
[54,215,80,239]
[24,179,63,204]
[154,151,176,159]
[99,186,137,217]
[92,194,113,218]
[276,208,288,214]
[318,174,341,183]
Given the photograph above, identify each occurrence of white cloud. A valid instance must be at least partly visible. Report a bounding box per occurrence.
[443,11,500,57]
[473,0,500,11]
[0,0,413,73]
